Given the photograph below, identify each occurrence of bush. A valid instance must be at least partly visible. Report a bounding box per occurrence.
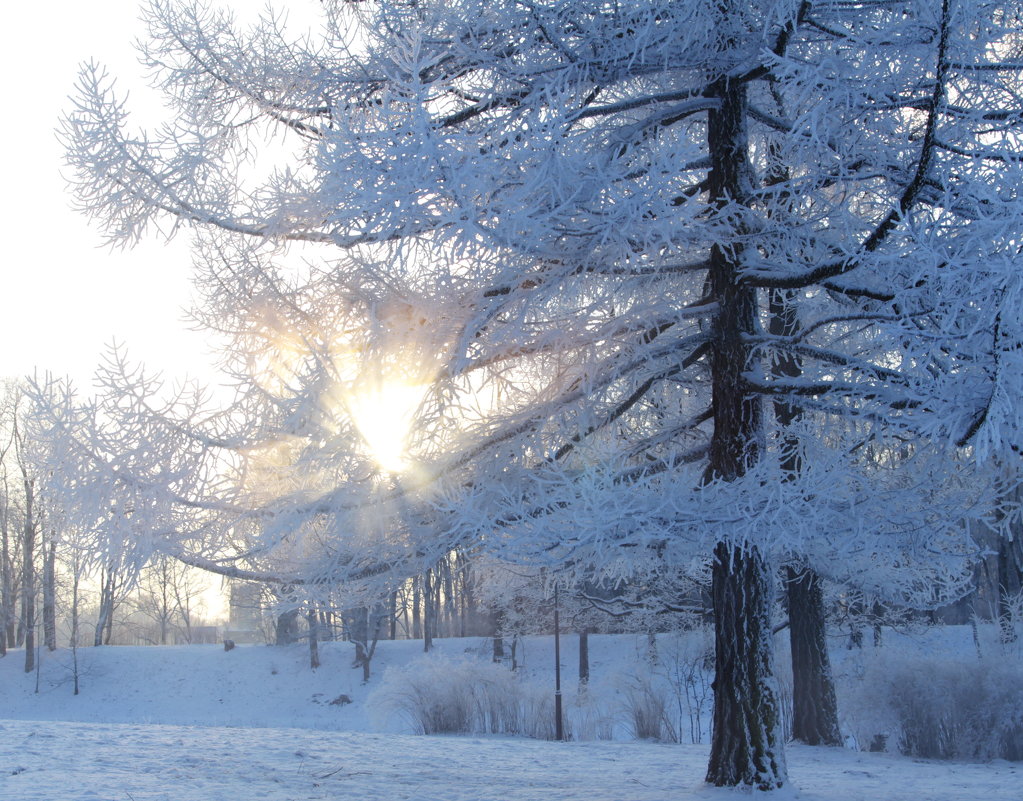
[658,628,714,744]
[840,648,1023,761]
[368,653,568,738]
[620,674,674,741]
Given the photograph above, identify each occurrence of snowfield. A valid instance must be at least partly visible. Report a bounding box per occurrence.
[0,636,1018,800]
[1,720,1018,801]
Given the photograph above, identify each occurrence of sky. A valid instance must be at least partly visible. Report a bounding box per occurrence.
[0,0,321,394]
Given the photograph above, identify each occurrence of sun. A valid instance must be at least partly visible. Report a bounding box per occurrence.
[347,380,427,473]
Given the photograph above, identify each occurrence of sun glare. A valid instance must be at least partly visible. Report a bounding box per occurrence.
[347,381,427,473]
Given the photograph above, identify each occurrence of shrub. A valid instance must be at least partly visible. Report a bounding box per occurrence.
[620,674,674,741]
[840,648,1023,761]
[368,653,568,738]
[658,628,714,744]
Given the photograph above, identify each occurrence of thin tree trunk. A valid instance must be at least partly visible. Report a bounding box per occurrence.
[442,557,455,638]
[998,534,1022,643]
[43,538,56,651]
[71,566,81,695]
[423,568,434,652]
[578,629,590,685]
[0,498,10,656]
[492,608,505,662]
[412,576,422,640]
[307,604,320,669]
[345,606,377,681]
[786,567,841,745]
[459,552,471,638]
[94,569,110,648]
[22,479,36,673]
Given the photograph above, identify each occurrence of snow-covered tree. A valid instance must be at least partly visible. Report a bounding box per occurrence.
[56,0,1023,788]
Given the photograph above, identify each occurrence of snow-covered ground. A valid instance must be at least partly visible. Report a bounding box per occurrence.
[1,719,1017,801]
[0,634,1018,800]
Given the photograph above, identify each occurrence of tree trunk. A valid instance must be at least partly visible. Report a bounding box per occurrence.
[578,629,590,685]
[71,567,81,695]
[307,604,320,669]
[412,576,422,640]
[442,557,455,638]
[997,534,1022,643]
[703,70,785,789]
[0,501,10,656]
[43,538,57,652]
[94,570,110,648]
[344,606,378,681]
[707,543,785,788]
[765,106,843,747]
[786,567,841,745]
[423,568,434,652]
[458,550,472,637]
[276,608,300,645]
[22,479,36,673]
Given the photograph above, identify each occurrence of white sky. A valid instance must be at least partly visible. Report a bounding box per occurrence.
[0,0,322,393]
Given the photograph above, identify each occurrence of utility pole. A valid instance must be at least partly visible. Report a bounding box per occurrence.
[554,582,564,741]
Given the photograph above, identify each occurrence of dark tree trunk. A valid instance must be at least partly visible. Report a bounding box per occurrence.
[458,550,472,637]
[441,557,455,638]
[22,479,36,673]
[786,567,841,745]
[997,534,1022,643]
[344,606,378,681]
[703,71,786,789]
[0,504,10,656]
[765,128,843,749]
[707,543,786,788]
[490,607,505,662]
[94,570,110,648]
[307,604,320,669]
[276,608,300,645]
[43,538,57,652]
[412,576,422,640]
[423,568,434,652]
[578,629,590,685]
[94,565,120,647]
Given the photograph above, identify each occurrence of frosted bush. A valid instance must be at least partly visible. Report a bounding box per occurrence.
[620,674,674,741]
[840,648,1023,761]
[570,689,615,742]
[605,630,716,743]
[368,653,564,738]
[658,628,714,744]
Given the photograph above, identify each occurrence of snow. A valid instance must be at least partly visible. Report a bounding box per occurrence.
[0,635,1018,800]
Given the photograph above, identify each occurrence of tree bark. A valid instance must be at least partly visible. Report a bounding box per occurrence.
[43,538,56,651]
[578,629,590,685]
[307,604,320,669]
[275,608,300,645]
[768,290,841,746]
[707,543,786,788]
[22,478,36,673]
[703,71,786,789]
[412,575,422,640]
[997,534,1022,643]
[423,568,434,652]
[786,566,841,745]
[0,496,10,656]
